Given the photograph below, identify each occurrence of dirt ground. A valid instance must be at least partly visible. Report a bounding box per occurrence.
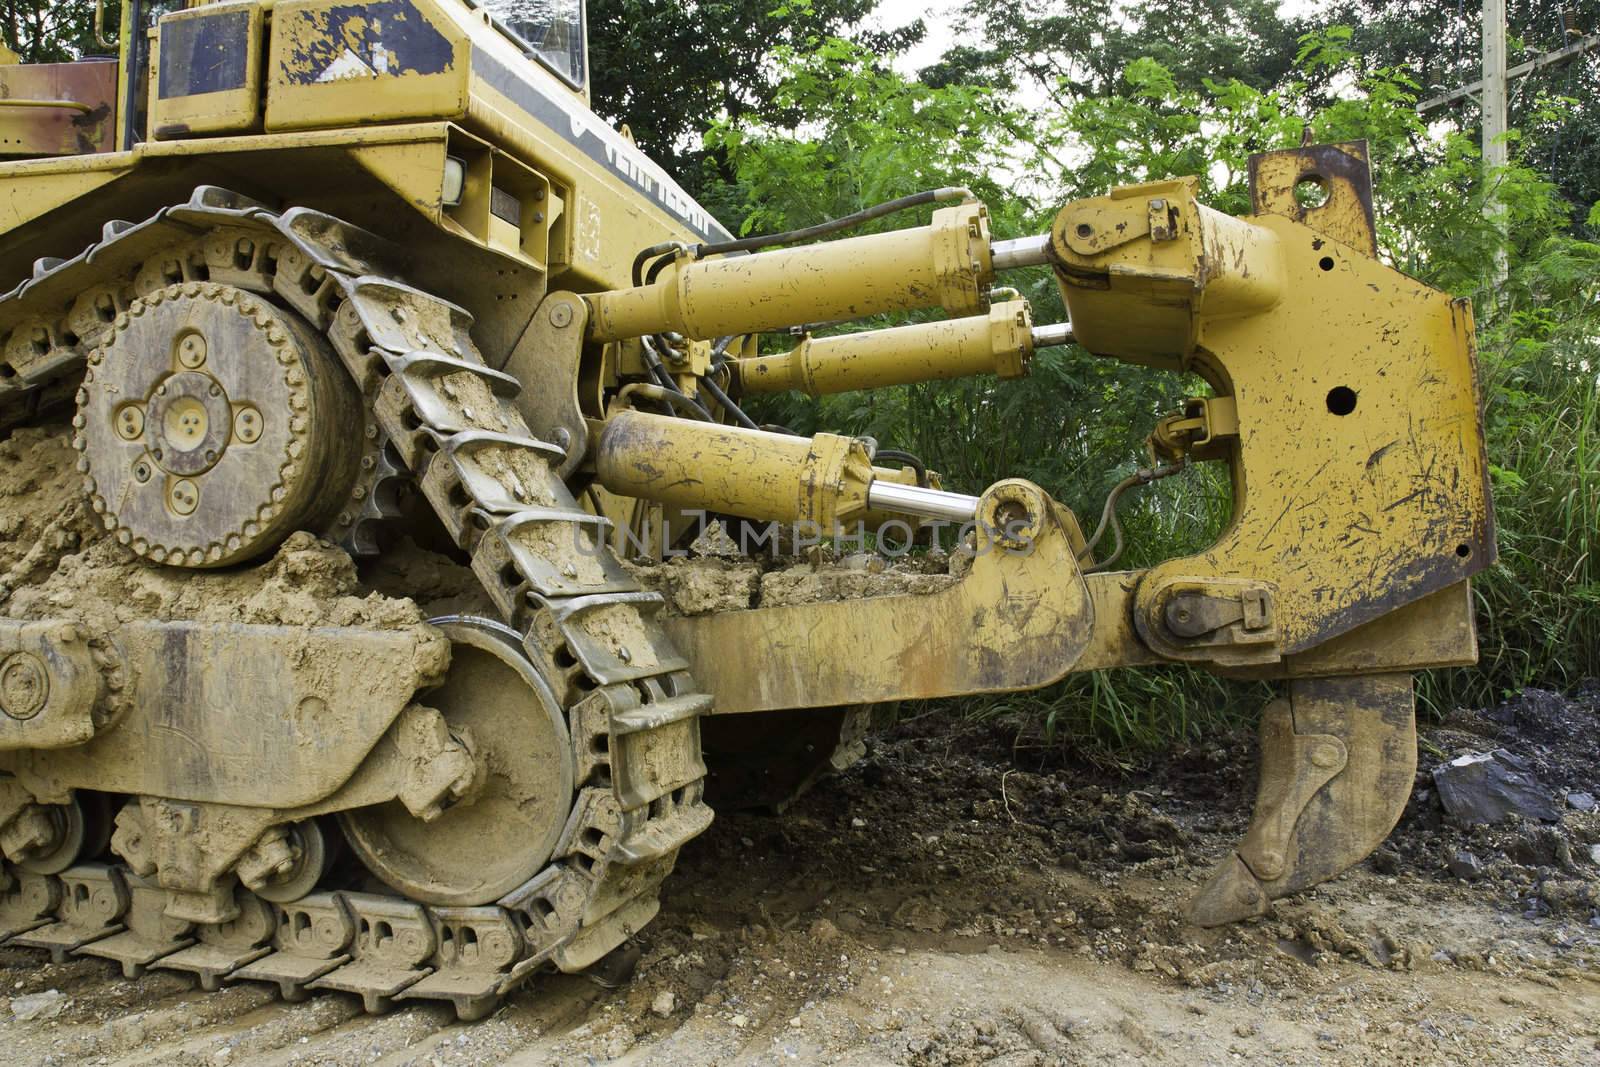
[3,697,1598,1066]
[2,423,1599,1064]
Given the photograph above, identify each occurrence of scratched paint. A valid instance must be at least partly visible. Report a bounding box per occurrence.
[280,0,456,85]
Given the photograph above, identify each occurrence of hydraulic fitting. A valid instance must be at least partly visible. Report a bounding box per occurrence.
[587,202,995,343]
[737,300,1035,397]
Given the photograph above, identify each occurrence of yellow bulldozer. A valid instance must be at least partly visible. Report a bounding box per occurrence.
[0,0,1492,1020]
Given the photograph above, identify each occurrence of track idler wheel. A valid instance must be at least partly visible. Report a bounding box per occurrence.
[339,618,576,906]
[1188,673,1416,926]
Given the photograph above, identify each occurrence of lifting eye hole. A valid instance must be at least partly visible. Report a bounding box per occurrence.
[1318,256,1336,272]
[1326,386,1357,416]
[1295,174,1330,209]
[1455,543,1472,559]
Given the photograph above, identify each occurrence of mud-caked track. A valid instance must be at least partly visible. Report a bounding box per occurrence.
[0,189,713,1019]
[2,704,1599,1066]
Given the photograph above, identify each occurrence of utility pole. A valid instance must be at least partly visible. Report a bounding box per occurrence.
[1481,0,1509,284]
[1419,5,1600,287]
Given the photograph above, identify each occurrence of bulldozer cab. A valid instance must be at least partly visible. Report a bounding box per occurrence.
[479,0,589,90]
[0,0,591,159]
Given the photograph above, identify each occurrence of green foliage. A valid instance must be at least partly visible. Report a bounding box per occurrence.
[586,0,921,191]
[1308,0,1600,224]
[0,0,116,62]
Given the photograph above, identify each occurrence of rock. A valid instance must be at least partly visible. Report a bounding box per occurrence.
[1447,850,1485,880]
[808,918,841,943]
[1432,750,1561,824]
[1590,844,1600,866]
[1566,791,1596,812]
[651,990,677,1018]
[730,1013,749,1029]
[850,817,867,829]
[891,898,949,933]
[11,989,66,1021]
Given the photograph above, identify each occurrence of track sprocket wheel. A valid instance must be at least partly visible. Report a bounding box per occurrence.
[74,282,362,568]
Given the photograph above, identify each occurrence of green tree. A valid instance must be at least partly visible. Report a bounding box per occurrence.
[586,0,921,190]
[921,0,1310,105]
[1309,0,1600,224]
[1,0,115,62]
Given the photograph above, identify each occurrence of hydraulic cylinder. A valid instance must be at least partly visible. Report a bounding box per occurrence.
[586,203,995,343]
[594,411,979,528]
[736,300,1034,397]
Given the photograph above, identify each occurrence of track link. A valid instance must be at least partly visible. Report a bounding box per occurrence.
[0,187,714,1020]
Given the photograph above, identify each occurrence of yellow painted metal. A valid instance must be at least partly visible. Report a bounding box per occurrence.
[1248,140,1378,256]
[0,43,19,65]
[265,0,471,132]
[0,158,133,233]
[664,485,1095,712]
[1048,170,1491,667]
[585,202,995,343]
[2,0,724,297]
[738,300,1032,397]
[150,2,264,137]
[595,410,876,528]
[1051,177,1284,365]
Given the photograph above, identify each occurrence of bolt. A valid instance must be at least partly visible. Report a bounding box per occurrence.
[618,647,632,663]
[209,382,222,398]
[115,405,145,441]
[156,383,167,396]
[178,332,207,368]
[169,478,199,516]
[0,653,48,720]
[234,407,262,444]
[549,302,574,328]
[132,461,152,483]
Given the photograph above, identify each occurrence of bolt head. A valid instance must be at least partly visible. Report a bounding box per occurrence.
[549,301,575,328]
[168,478,199,516]
[115,405,145,441]
[177,332,207,369]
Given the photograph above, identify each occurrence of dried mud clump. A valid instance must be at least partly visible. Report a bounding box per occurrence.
[7,531,427,630]
[0,422,428,631]
[622,556,763,615]
[624,536,965,616]
[0,425,95,602]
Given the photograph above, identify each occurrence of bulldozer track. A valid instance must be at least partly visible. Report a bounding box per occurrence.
[0,187,713,1020]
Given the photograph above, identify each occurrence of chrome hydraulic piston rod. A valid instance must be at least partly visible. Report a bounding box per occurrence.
[865,480,979,523]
